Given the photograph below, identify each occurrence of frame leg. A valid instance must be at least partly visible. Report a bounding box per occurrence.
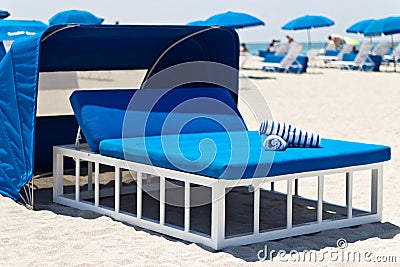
[160,176,165,225]
[94,162,100,207]
[317,175,324,223]
[115,167,120,213]
[371,167,383,219]
[75,159,80,201]
[286,179,293,229]
[346,172,353,218]
[211,182,225,250]
[88,162,93,191]
[184,181,190,232]
[53,153,64,199]
[137,172,142,219]
[253,187,260,234]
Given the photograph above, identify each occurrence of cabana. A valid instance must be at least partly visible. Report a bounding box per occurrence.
[0,24,239,201]
[0,25,391,250]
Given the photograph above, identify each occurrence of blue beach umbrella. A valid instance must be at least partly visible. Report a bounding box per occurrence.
[346,19,376,35]
[282,15,335,48]
[364,16,400,48]
[0,10,10,19]
[364,16,400,36]
[188,11,265,29]
[0,20,47,40]
[346,19,376,43]
[49,10,103,25]
[186,20,206,26]
[364,16,400,70]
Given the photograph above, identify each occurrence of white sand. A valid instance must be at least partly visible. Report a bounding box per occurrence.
[1,63,400,266]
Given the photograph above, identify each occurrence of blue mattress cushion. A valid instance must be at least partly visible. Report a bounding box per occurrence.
[70,88,245,152]
[325,50,340,57]
[99,131,391,179]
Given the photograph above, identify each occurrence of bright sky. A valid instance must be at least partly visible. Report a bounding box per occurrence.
[2,0,399,43]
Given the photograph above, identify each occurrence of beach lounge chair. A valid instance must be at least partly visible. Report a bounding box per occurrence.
[324,43,336,52]
[371,42,390,57]
[383,44,400,61]
[306,49,320,67]
[273,43,290,55]
[240,51,251,69]
[321,44,354,63]
[53,87,390,250]
[261,43,304,73]
[383,44,400,70]
[326,43,374,70]
[307,44,337,67]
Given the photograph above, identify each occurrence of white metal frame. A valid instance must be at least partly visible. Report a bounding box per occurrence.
[53,144,384,250]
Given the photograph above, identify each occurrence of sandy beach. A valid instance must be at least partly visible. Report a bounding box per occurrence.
[1,63,399,266]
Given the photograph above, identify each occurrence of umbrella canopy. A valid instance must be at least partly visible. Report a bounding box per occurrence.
[0,10,10,19]
[188,11,265,29]
[364,16,400,70]
[282,15,334,31]
[0,20,47,40]
[49,10,103,25]
[346,19,376,35]
[186,20,206,26]
[363,16,400,36]
[282,15,334,48]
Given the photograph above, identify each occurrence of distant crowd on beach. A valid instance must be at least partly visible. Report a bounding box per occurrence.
[266,35,296,52]
[264,34,346,53]
[239,29,399,73]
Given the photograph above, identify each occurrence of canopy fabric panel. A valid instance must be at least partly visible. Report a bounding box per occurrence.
[0,25,240,200]
[0,20,47,41]
[40,25,239,72]
[0,42,5,60]
[0,36,41,199]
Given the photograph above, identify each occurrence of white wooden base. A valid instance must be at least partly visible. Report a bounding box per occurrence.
[53,144,383,250]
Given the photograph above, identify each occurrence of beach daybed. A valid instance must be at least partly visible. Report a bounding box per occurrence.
[53,87,390,250]
[0,24,390,250]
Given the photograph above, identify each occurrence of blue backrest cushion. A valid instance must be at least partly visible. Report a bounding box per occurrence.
[70,88,247,152]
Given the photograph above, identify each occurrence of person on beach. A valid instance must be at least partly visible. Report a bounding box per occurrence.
[240,43,250,68]
[240,43,249,54]
[286,35,295,44]
[268,39,281,52]
[328,34,345,49]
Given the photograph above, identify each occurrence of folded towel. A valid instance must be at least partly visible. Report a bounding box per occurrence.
[262,135,287,151]
[259,120,320,148]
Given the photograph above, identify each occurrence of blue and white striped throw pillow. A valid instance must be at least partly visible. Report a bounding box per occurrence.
[259,120,320,148]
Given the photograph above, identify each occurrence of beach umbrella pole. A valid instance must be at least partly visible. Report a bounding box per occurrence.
[391,35,394,49]
[307,29,311,49]
[392,35,397,72]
